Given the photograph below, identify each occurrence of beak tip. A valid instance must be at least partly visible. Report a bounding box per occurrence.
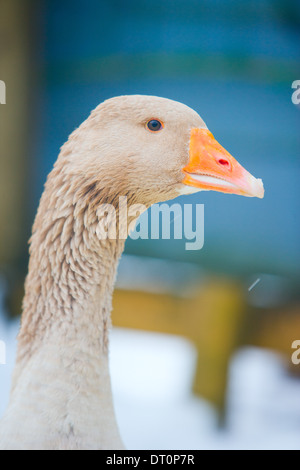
[252,178,265,199]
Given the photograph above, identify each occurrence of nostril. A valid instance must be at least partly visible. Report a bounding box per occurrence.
[218,158,230,167]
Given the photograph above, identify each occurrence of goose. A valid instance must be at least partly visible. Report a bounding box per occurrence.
[0,95,264,450]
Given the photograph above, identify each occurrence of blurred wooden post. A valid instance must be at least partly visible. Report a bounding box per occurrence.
[112,278,245,420]
[189,280,244,421]
[249,303,300,377]
[0,0,33,313]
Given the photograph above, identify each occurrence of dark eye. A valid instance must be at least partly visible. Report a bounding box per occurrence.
[147,119,163,132]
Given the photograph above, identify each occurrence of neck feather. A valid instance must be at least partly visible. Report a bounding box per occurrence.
[4,163,131,448]
[15,165,128,379]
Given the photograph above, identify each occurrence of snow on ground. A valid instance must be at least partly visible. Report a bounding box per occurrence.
[110,329,300,450]
[0,294,300,450]
[0,294,18,420]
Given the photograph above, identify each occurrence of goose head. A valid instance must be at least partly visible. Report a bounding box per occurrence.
[59,94,264,210]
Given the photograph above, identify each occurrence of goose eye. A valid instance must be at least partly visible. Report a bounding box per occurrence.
[147,119,163,132]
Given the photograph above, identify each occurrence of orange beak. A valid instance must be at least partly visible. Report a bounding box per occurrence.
[183,128,264,198]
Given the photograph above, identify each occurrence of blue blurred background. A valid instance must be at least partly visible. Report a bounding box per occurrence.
[32,0,300,277]
[0,0,300,450]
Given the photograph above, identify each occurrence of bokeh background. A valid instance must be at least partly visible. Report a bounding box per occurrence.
[0,0,299,449]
